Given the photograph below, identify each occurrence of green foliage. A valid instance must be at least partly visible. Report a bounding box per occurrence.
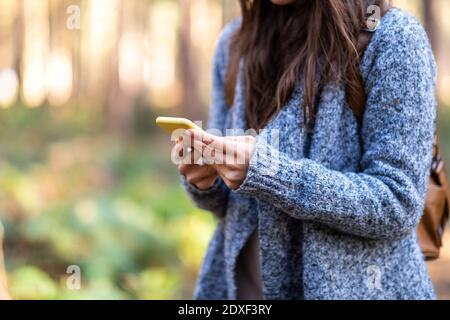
[0,105,215,300]
[9,266,59,300]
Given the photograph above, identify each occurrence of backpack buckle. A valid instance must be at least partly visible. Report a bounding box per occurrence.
[364,17,380,32]
[431,154,444,174]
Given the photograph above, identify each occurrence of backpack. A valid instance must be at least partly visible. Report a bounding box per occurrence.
[349,4,449,260]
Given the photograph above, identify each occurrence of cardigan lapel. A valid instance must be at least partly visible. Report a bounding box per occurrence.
[222,67,259,299]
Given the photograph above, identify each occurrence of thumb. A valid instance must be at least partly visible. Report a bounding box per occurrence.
[186,129,223,154]
[183,129,225,165]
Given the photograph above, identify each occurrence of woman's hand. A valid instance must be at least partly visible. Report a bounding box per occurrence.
[178,163,218,190]
[180,129,256,190]
[175,136,219,190]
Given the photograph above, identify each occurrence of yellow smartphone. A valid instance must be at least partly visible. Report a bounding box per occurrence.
[155,116,202,135]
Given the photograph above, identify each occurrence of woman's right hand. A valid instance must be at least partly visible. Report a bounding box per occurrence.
[178,163,218,190]
[175,137,219,190]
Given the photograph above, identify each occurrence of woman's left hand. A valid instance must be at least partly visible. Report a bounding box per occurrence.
[182,129,256,190]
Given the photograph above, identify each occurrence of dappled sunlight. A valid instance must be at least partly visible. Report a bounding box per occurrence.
[0,69,18,108]
[47,50,73,107]
[145,1,180,108]
[22,0,49,108]
[22,59,47,108]
[119,33,144,95]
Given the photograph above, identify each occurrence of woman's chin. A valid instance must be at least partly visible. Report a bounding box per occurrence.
[270,0,296,6]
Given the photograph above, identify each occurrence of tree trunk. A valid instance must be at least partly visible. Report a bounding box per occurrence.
[14,0,24,101]
[0,222,11,300]
[178,0,204,121]
[106,0,134,136]
[423,0,438,53]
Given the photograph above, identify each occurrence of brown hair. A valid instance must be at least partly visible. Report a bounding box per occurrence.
[225,0,389,130]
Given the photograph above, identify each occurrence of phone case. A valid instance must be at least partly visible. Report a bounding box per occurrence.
[156,117,200,135]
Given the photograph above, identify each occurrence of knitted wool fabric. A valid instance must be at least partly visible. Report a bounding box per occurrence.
[182,8,437,300]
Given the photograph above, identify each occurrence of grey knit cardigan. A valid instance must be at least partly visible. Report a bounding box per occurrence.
[182,8,437,300]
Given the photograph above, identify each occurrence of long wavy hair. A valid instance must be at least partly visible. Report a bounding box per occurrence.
[225,0,389,130]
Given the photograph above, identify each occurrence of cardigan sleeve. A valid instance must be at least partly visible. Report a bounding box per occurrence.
[181,20,240,218]
[235,17,437,240]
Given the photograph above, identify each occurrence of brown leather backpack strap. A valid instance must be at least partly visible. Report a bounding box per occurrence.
[423,132,450,259]
[431,133,444,174]
[431,132,450,214]
[347,2,391,123]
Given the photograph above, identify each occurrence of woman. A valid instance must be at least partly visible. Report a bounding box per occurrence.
[177,0,437,300]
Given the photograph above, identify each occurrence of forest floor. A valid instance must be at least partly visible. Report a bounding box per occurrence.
[428,225,450,300]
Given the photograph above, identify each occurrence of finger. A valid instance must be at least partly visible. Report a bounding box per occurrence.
[189,165,216,180]
[176,139,196,165]
[186,129,221,165]
[204,137,236,165]
[187,170,217,186]
[186,129,215,145]
[179,163,216,177]
[178,132,197,165]
[189,172,217,185]
[178,163,187,175]
[193,174,218,190]
[225,135,255,144]
[172,141,186,165]
[175,140,184,158]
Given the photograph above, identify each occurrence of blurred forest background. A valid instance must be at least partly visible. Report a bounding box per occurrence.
[0,0,449,300]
